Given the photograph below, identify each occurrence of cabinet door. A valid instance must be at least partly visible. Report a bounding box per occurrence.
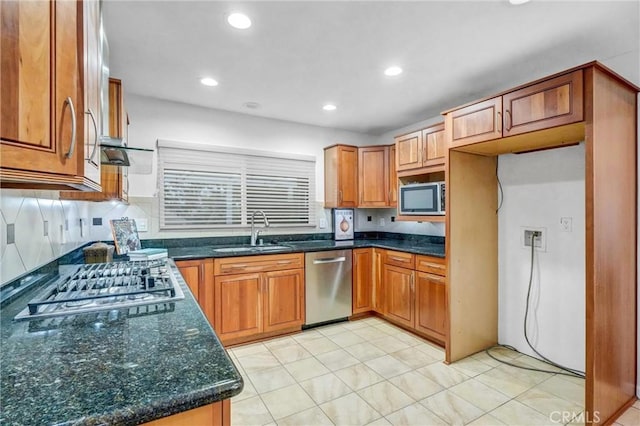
[263,269,304,333]
[352,248,373,314]
[373,249,384,314]
[358,146,388,207]
[423,124,446,166]
[338,145,358,207]
[324,145,358,208]
[214,273,262,342]
[449,97,502,147]
[388,145,397,207]
[384,264,414,328]
[176,259,214,327]
[415,272,446,339]
[80,0,101,184]
[0,0,80,176]
[395,131,422,172]
[503,70,583,137]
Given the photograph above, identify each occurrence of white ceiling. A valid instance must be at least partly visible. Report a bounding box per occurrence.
[103,1,639,135]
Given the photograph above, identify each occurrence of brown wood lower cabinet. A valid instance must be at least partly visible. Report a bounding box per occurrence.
[144,399,230,426]
[352,248,373,314]
[213,253,304,345]
[214,272,263,342]
[384,264,414,328]
[263,269,305,333]
[415,272,446,340]
[176,259,214,327]
[378,250,447,344]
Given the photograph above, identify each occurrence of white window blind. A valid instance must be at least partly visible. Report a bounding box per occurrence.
[158,140,316,230]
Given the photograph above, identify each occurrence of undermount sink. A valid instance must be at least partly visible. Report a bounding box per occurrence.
[212,247,254,253]
[212,245,291,253]
[253,245,291,251]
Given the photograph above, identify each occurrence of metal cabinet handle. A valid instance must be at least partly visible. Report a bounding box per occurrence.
[497,111,502,133]
[427,274,446,283]
[389,256,409,263]
[64,97,77,159]
[424,263,445,270]
[277,260,293,265]
[313,257,346,265]
[505,109,512,131]
[86,108,99,165]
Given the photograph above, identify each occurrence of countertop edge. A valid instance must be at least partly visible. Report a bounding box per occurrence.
[169,240,445,261]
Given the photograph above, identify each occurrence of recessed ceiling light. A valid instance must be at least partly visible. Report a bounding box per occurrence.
[322,104,337,111]
[200,77,218,87]
[243,102,261,109]
[509,0,530,4]
[228,13,252,29]
[384,66,403,77]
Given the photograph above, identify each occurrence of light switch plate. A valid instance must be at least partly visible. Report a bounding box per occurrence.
[136,218,149,232]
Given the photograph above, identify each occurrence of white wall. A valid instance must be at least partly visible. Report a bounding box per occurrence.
[497,144,585,372]
[125,94,373,201]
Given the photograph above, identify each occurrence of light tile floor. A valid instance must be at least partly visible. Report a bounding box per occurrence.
[226,317,625,425]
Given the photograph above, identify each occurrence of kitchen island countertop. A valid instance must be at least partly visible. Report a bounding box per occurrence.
[0,261,243,426]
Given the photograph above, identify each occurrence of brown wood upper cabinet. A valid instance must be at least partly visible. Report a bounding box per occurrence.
[61,78,130,202]
[388,145,397,207]
[448,70,583,148]
[358,146,389,207]
[395,123,445,173]
[324,145,358,208]
[0,0,101,191]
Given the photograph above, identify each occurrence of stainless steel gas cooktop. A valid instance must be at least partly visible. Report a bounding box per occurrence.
[14,259,184,321]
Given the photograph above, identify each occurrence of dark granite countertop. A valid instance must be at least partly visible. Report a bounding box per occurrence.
[168,238,445,260]
[0,261,243,426]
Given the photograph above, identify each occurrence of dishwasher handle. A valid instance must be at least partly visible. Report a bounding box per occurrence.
[312,256,347,265]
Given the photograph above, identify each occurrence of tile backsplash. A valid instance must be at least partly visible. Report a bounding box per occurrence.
[0,190,444,286]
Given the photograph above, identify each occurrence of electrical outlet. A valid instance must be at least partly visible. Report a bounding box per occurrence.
[379,217,386,227]
[391,216,395,222]
[6,223,15,244]
[367,216,372,222]
[522,226,547,252]
[43,220,49,237]
[318,218,327,229]
[560,217,572,232]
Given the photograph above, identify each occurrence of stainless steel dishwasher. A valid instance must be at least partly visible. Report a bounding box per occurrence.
[304,249,352,327]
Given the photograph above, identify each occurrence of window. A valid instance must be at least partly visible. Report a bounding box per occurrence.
[158,140,316,230]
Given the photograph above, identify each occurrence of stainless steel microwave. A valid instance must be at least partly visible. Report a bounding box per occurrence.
[398,182,445,215]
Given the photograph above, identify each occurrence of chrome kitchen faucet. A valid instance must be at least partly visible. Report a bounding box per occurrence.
[250,211,270,246]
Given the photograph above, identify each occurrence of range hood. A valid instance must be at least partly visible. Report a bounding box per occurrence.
[100,137,153,173]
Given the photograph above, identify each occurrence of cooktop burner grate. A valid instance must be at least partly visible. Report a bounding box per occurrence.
[14,259,184,321]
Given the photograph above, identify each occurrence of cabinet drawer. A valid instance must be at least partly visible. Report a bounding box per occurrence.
[214,253,304,275]
[416,255,446,276]
[383,250,415,269]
